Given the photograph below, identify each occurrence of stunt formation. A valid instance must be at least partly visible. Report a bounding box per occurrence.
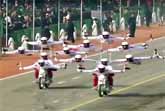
[6,30,163,97]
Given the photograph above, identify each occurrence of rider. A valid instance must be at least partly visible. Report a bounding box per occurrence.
[92,64,124,90]
[56,45,87,57]
[40,37,50,51]
[77,60,125,90]
[17,46,26,54]
[19,59,46,82]
[102,31,109,39]
[80,39,96,52]
[100,58,114,87]
[19,52,63,82]
[92,58,115,89]
[82,39,90,48]
[121,41,129,50]
[40,52,55,81]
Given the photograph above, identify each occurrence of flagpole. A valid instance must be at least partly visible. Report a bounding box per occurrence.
[119,0,121,23]
[100,0,103,32]
[5,0,8,47]
[57,0,60,39]
[138,0,140,12]
[99,0,103,59]
[153,0,155,12]
[32,0,35,49]
[80,0,83,37]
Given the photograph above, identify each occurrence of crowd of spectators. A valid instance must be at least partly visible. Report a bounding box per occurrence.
[0,0,164,34]
[0,0,121,32]
[0,0,58,31]
[0,0,82,33]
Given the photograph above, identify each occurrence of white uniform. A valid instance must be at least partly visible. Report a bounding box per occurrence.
[73,27,77,40]
[120,17,125,31]
[79,64,123,73]
[56,55,96,64]
[92,20,98,36]
[22,59,61,70]
[59,29,66,41]
[136,12,141,27]
[152,11,157,23]
[112,20,117,32]
[49,30,54,42]
[8,37,15,50]
[35,33,41,42]
[82,24,88,38]
[21,40,28,50]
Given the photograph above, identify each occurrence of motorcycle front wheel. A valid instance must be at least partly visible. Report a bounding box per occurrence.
[98,84,104,97]
[39,77,44,89]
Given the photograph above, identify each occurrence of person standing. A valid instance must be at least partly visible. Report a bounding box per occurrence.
[144,0,152,27]
[42,26,51,40]
[128,13,136,37]
[82,24,88,38]
[92,18,98,36]
[8,37,15,50]
[66,18,75,43]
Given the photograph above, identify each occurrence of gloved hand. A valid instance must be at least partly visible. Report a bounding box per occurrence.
[54,57,59,62]
[60,63,67,69]
[123,63,130,70]
[19,67,23,70]
[77,64,85,70]
[77,68,82,72]
[143,43,149,49]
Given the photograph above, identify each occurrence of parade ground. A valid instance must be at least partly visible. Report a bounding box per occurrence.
[0,25,165,111]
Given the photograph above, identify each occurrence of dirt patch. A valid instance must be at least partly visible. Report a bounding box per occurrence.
[0,25,165,79]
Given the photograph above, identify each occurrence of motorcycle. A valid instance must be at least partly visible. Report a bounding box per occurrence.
[38,68,52,89]
[97,73,112,97]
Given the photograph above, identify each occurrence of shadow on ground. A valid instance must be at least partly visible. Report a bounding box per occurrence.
[48,85,91,90]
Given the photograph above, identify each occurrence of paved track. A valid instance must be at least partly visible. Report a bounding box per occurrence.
[0,37,165,111]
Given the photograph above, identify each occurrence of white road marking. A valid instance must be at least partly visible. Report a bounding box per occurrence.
[57,81,66,84]
[52,100,59,104]
[0,36,164,81]
[72,76,81,80]
[0,71,33,81]
[65,73,165,111]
